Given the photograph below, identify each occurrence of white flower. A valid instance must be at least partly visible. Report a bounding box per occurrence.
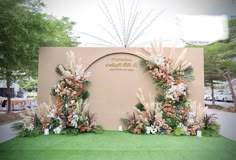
[151,125,158,134]
[71,100,75,104]
[146,125,158,134]
[71,113,79,128]
[165,94,174,100]
[187,119,194,126]
[24,124,34,131]
[165,82,187,101]
[154,57,165,66]
[79,115,84,121]
[53,125,62,134]
[55,88,59,93]
[48,112,55,118]
[178,123,188,133]
[48,108,56,118]
[177,123,185,128]
[57,116,62,122]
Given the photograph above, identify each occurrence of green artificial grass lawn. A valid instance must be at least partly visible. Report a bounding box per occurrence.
[0,131,236,160]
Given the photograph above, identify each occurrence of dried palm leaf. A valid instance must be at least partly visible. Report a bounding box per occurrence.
[190,101,208,122]
[35,102,50,124]
[75,99,90,114]
[137,41,192,73]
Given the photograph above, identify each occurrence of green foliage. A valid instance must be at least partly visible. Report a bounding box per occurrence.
[12,122,42,137]
[120,113,139,134]
[173,127,185,136]
[0,131,236,160]
[11,122,24,131]
[0,0,80,112]
[183,66,195,82]
[135,102,145,111]
[91,125,104,134]
[0,0,79,78]
[49,117,61,130]
[202,123,220,137]
[55,64,64,76]
[120,118,128,124]
[50,88,57,96]
[203,114,217,129]
[11,117,43,137]
[80,91,89,100]
[202,114,220,137]
[140,59,149,71]
[228,19,236,42]
[60,128,80,135]
[18,78,38,91]
[18,126,42,137]
[164,116,178,129]
[57,125,104,135]
[156,95,164,102]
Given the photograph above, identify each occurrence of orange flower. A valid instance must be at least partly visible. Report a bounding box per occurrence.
[134,126,142,134]
[163,108,168,112]
[79,125,91,132]
[166,127,172,135]
[167,107,172,112]
[171,109,176,114]
[175,78,181,85]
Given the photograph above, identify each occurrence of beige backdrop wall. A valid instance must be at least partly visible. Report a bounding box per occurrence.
[38,47,204,130]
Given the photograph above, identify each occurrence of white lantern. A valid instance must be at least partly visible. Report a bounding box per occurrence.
[118,125,123,132]
[44,128,49,135]
[197,130,202,137]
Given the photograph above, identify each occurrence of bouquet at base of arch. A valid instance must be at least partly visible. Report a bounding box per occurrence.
[121,88,171,135]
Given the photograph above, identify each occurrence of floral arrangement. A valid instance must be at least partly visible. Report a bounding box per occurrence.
[13,103,50,137]
[122,42,219,136]
[49,51,102,134]
[137,42,194,130]
[13,51,102,136]
[202,113,220,137]
[121,88,170,134]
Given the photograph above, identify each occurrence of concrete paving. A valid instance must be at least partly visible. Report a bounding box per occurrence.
[205,100,234,107]
[0,121,20,143]
[0,109,235,143]
[207,109,236,141]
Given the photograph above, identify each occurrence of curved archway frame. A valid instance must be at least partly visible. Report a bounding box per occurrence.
[84,52,144,72]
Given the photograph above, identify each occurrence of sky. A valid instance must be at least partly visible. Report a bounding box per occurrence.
[41,0,236,47]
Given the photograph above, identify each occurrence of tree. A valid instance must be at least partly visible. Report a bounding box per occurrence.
[227,19,236,43]
[204,42,236,106]
[41,16,79,47]
[204,72,223,106]
[190,19,236,106]
[18,78,38,92]
[0,0,79,113]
